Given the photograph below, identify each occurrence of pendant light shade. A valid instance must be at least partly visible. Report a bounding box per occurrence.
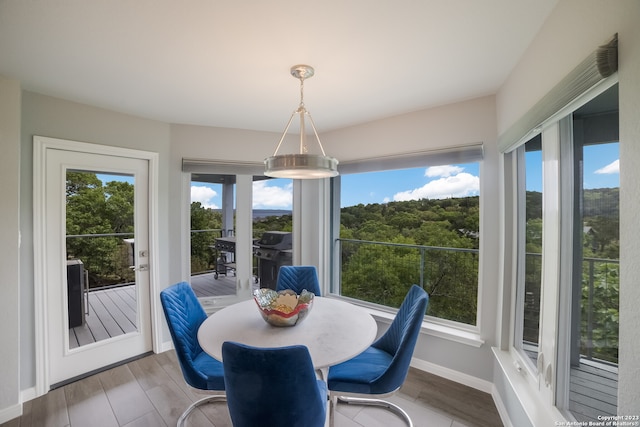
[264,65,338,179]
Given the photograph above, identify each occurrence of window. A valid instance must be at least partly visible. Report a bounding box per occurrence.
[510,83,619,421]
[515,135,543,370]
[186,167,294,302]
[331,154,482,326]
[564,92,619,421]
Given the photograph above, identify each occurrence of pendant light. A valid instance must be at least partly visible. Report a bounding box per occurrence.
[264,65,338,179]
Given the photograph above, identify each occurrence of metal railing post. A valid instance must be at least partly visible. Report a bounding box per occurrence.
[586,258,595,361]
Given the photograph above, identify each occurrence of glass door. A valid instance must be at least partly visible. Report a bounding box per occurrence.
[561,85,619,421]
[45,147,152,386]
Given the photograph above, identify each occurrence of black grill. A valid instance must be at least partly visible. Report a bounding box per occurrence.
[253,231,293,290]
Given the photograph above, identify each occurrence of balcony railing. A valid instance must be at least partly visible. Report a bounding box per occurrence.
[523,252,619,365]
[66,232,135,289]
[190,229,225,274]
[336,238,479,325]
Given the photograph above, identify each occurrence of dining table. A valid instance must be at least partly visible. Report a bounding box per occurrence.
[197,296,377,372]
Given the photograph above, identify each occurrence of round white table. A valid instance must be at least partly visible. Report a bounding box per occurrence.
[198,297,377,370]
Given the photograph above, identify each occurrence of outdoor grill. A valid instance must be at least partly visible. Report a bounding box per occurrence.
[253,231,293,289]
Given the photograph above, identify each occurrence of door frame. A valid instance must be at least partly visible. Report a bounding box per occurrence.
[33,135,160,396]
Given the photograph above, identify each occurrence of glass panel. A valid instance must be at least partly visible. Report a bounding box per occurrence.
[66,171,137,348]
[336,163,480,324]
[568,85,619,421]
[190,174,295,294]
[519,136,543,367]
[190,174,237,297]
[252,177,293,289]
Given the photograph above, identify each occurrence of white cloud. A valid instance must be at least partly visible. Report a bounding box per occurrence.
[595,159,619,174]
[191,185,218,209]
[425,165,464,178]
[253,181,293,209]
[393,172,479,201]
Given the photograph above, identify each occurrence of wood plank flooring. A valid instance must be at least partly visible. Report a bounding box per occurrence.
[69,274,233,348]
[525,345,619,421]
[570,361,618,422]
[2,351,503,427]
[69,286,138,348]
[190,273,238,297]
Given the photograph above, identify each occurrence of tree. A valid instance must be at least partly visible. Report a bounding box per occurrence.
[190,202,222,273]
[66,172,135,287]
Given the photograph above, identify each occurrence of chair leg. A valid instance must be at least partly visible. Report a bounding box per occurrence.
[335,396,413,427]
[329,394,338,427]
[177,395,227,427]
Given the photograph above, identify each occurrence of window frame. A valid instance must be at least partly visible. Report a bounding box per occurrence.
[329,145,485,340]
[504,77,619,419]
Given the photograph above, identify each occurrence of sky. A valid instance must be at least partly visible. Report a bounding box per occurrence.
[190,163,483,210]
[526,142,619,192]
[91,142,617,210]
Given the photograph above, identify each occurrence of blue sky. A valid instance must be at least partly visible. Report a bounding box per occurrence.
[526,142,619,192]
[190,163,482,210]
[98,142,618,210]
[191,144,620,210]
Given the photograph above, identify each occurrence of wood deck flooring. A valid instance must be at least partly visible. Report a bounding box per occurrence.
[570,360,618,422]
[190,272,239,297]
[2,351,503,427]
[69,273,236,347]
[69,285,138,348]
[525,346,619,421]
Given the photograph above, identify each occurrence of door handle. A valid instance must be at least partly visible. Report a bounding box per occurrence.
[130,264,149,272]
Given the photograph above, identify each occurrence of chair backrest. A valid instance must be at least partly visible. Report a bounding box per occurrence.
[222,341,327,427]
[160,282,224,390]
[370,285,429,393]
[276,265,321,296]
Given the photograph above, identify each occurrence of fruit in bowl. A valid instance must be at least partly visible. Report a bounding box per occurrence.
[253,288,314,327]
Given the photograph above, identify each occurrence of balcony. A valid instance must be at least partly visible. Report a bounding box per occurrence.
[523,253,619,421]
[337,238,479,325]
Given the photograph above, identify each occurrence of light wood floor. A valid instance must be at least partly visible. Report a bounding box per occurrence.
[2,351,503,427]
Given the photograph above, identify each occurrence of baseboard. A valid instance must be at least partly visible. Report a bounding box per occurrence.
[0,402,22,425]
[20,386,37,404]
[491,383,515,427]
[159,340,174,353]
[410,357,493,393]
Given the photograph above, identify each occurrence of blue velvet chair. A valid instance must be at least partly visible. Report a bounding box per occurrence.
[327,285,429,427]
[160,282,226,427]
[222,341,327,427]
[276,265,321,296]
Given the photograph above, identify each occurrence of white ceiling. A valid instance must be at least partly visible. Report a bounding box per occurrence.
[0,0,558,133]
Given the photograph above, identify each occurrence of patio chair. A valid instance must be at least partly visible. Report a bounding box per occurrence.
[160,282,226,427]
[327,284,429,427]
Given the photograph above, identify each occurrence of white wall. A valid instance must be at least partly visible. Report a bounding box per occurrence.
[495,0,640,419]
[18,92,173,390]
[0,77,21,422]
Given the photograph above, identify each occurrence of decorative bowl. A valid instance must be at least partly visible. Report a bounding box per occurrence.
[253,288,314,327]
